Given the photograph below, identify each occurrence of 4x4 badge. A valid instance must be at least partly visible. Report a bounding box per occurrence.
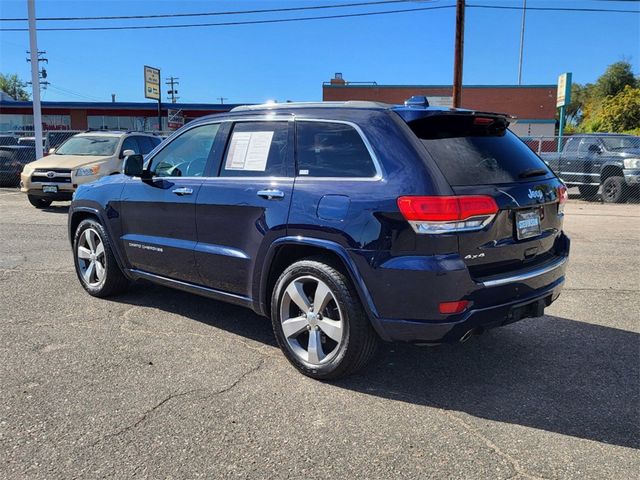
[464,253,485,260]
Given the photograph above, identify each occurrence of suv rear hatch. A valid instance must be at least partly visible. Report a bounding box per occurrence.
[395,109,568,282]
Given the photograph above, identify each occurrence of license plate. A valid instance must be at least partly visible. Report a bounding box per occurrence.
[515,210,541,240]
[42,185,58,193]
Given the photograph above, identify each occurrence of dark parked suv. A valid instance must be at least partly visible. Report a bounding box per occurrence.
[68,101,570,379]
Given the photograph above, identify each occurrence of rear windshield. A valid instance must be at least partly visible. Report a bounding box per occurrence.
[408,115,554,186]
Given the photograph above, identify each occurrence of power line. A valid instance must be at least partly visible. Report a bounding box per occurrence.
[0,0,429,22]
[467,3,640,13]
[1,2,637,32]
[0,4,456,31]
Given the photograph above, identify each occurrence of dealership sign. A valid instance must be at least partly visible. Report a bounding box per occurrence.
[144,65,160,100]
[168,108,185,130]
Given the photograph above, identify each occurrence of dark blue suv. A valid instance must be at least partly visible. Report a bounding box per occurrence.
[68,101,570,379]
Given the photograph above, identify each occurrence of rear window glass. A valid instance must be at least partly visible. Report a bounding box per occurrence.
[296,121,377,178]
[408,115,554,186]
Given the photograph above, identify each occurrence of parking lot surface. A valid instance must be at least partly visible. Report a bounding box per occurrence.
[1,187,638,479]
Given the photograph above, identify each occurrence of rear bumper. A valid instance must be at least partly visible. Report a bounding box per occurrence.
[351,233,570,343]
[378,277,564,343]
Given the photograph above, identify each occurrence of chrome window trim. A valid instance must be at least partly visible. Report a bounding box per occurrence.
[294,119,384,181]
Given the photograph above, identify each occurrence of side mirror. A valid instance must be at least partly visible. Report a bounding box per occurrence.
[121,148,135,159]
[48,147,56,154]
[123,154,145,177]
[588,144,602,154]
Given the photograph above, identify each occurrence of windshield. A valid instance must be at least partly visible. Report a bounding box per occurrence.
[55,136,118,156]
[407,114,555,186]
[600,136,639,150]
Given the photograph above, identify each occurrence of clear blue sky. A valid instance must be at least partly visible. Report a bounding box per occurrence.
[0,0,638,104]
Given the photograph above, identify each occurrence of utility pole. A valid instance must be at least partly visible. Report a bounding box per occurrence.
[217,97,228,104]
[27,0,43,159]
[517,0,527,85]
[452,0,465,108]
[166,76,179,103]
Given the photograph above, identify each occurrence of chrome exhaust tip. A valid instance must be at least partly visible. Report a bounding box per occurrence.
[459,329,475,343]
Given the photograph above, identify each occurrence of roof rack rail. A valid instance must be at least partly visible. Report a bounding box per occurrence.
[230,100,391,112]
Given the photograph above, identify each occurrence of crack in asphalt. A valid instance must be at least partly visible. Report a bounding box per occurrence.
[361,384,547,480]
[87,358,266,449]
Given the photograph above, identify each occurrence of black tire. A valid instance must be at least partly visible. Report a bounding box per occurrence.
[578,185,599,198]
[27,195,52,209]
[73,218,129,297]
[601,176,627,204]
[271,258,379,380]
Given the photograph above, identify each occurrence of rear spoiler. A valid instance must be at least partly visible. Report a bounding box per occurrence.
[391,106,517,125]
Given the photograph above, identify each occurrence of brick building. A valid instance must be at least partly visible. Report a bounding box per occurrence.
[323,74,557,137]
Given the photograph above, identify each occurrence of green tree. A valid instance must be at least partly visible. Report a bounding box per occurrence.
[593,61,637,99]
[598,85,640,132]
[0,73,30,101]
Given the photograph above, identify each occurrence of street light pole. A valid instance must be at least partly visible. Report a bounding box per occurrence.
[452,0,465,108]
[27,0,44,159]
[517,0,527,85]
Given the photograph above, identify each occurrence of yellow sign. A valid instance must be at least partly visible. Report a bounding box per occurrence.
[556,72,572,108]
[144,65,160,100]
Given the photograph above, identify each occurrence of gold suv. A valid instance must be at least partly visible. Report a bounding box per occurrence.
[21,131,161,208]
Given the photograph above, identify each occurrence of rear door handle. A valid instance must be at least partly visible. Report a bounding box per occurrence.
[257,189,285,200]
[172,187,193,196]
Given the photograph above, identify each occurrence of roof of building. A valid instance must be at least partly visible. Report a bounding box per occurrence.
[0,100,240,110]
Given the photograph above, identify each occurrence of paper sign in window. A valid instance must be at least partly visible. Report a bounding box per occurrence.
[225,131,274,171]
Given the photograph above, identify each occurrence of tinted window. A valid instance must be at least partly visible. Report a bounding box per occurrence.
[296,122,377,178]
[121,137,140,155]
[408,115,554,186]
[563,137,579,153]
[579,138,601,155]
[137,136,158,154]
[221,121,289,177]
[150,123,219,177]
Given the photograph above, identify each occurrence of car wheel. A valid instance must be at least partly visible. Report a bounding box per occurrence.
[578,185,599,198]
[27,195,52,209]
[271,258,378,380]
[73,219,129,297]
[601,176,627,203]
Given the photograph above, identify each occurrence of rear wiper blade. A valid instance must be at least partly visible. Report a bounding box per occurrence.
[519,168,548,179]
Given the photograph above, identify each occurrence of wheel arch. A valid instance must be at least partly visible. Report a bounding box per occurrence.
[601,164,624,182]
[69,205,132,277]
[258,237,389,341]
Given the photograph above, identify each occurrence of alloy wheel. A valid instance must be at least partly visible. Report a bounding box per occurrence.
[76,228,106,288]
[279,275,345,366]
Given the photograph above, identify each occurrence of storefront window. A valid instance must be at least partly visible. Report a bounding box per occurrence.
[87,115,167,131]
[0,114,71,132]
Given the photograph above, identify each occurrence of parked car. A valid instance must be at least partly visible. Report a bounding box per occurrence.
[68,101,570,379]
[540,133,640,203]
[18,136,50,154]
[0,145,36,187]
[20,131,162,208]
[0,135,18,146]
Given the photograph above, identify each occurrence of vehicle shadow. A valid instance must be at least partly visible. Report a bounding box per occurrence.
[42,204,70,214]
[111,283,639,450]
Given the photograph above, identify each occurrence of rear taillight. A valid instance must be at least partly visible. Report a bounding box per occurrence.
[397,195,498,234]
[557,184,568,215]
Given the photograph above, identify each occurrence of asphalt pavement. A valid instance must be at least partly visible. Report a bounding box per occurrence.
[0,187,638,479]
